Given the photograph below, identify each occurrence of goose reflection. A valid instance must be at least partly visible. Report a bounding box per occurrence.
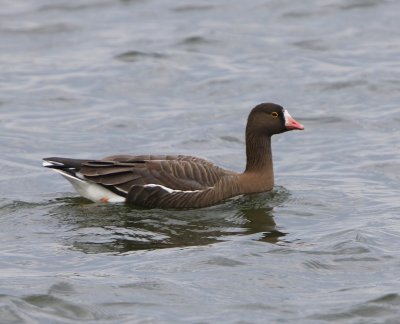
[51,188,289,253]
[235,205,286,244]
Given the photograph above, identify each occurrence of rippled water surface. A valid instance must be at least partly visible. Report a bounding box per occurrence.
[1,0,400,323]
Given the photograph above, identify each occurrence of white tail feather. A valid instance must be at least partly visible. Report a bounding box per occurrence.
[51,169,125,203]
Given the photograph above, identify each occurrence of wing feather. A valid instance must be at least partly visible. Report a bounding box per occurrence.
[74,155,235,193]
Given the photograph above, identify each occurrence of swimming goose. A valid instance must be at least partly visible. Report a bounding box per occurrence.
[43,103,304,208]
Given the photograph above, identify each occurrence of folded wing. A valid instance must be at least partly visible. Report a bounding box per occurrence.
[46,155,233,194]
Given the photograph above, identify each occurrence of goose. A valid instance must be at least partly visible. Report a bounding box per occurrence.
[43,103,304,208]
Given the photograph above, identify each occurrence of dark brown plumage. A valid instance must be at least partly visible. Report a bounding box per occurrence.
[43,103,304,208]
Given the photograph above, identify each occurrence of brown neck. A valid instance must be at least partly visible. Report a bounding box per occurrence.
[244,132,273,176]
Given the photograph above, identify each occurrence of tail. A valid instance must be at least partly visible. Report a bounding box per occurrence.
[42,157,125,203]
[42,157,91,170]
[42,156,90,183]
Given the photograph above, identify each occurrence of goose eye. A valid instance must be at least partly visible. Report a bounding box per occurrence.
[271,112,278,118]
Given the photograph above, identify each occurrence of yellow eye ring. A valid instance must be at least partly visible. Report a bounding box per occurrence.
[271,112,278,118]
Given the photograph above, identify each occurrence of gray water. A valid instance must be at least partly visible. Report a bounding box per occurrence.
[1,0,400,323]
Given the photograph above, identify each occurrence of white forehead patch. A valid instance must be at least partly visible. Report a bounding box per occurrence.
[283,109,292,123]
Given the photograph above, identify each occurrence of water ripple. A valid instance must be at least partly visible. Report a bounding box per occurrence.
[1,0,400,322]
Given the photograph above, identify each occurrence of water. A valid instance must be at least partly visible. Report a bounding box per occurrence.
[1,0,400,322]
